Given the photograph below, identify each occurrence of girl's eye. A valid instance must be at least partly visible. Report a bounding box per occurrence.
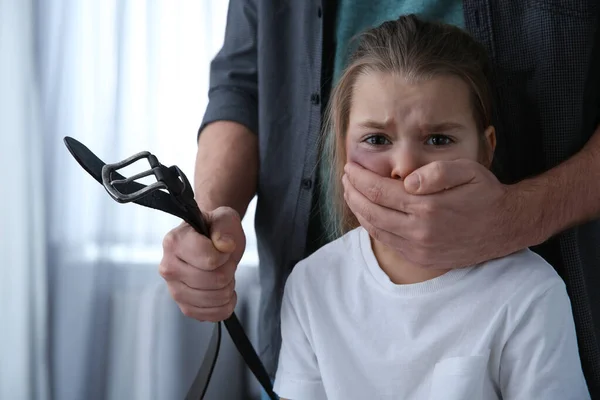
[364,135,391,146]
[426,134,454,146]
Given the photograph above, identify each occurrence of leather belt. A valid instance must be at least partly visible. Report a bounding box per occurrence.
[63,136,277,400]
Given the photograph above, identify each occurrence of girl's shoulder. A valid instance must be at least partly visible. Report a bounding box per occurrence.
[484,248,561,279]
[473,248,566,303]
[284,228,365,299]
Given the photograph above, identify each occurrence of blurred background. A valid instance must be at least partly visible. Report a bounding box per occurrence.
[1,1,263,399]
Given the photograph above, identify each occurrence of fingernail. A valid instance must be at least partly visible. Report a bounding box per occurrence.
[405,173,420,192]
[213,232,233,244]
[213,233,236,253]
[218,233,234,244]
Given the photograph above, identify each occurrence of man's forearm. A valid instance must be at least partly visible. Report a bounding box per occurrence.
[515,125,600,246]
[194,120,258,218]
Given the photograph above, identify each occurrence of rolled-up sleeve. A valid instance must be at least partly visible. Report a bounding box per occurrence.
[199,0,258,137]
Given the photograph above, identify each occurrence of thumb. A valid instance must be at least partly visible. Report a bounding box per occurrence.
[207,207,244,254]
[404,160,476,195]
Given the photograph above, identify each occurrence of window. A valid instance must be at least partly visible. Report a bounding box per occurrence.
[51,1,259,268]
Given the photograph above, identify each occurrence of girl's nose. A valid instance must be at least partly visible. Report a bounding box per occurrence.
[390,146,423,181]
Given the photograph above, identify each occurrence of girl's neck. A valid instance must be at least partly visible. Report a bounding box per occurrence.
[370,236,450,285]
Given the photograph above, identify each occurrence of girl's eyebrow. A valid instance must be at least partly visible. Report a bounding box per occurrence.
[357,119,391,130]
[356,119,465,132]
[420,122,465,131]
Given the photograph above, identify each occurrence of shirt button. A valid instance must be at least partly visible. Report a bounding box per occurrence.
[310,93,320,105]
[301,178,313,190]
[317,7,322,18]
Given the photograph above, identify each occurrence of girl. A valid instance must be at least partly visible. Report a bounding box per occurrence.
[273,15,590,400]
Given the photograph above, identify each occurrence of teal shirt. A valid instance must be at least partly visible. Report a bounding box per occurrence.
[333,0,465,83]
[316,1,464,244]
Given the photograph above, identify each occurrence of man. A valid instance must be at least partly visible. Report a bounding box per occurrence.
[159,0,600,396]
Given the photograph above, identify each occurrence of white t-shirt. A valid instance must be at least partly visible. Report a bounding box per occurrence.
[273,227,590,400]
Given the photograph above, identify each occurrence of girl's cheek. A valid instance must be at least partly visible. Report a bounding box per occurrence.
[346,144,391,177]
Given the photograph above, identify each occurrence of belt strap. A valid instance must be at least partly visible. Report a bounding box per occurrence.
[63,136,277,400]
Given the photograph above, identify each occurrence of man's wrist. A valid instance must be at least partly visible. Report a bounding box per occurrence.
[503,179,554,250]
[502,125,600,250]
[193,121,258,218]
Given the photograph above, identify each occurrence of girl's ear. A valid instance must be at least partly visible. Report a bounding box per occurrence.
[481,125,496,168]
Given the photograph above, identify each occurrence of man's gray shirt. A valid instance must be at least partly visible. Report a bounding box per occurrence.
[199,0,600,395]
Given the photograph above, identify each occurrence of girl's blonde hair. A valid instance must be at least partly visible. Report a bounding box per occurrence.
[321,14,494,240]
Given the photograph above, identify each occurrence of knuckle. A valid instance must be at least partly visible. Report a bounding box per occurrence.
[169,284,182,302]
[225,280,236,300]
[211,293,226,308]
[158,261,177,280]
[204,253,221,270]
[219,283,233,302]
[213,206,242,227]
[420,201,435,216]
[179,306,196,319]
[417,227,433,244]
[227,292,238,315]
[416,198,436,216]
[162,230,178,253]
[366,183,383,203]
[359,204,374,224]
[209,288,230,308]
[213,269,231,289]
[225,207,242,224]
[411,226,426,242]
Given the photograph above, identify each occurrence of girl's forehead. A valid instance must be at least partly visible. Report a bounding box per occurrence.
[349,72,474,127]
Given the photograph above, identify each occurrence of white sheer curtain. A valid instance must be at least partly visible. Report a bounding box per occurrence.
[0,1,49,399]
[1,0,259,399]
[38,0,251,258]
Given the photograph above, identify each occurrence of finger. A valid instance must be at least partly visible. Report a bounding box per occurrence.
[344,162,411,211]
[159,255,237,290]
[168,277,236,309]
[163,224,231,271]
[356,214,439,268]
[404,159,477,195]
[343,174,410,239]
[178,291,238,323]
[207,207,245,254]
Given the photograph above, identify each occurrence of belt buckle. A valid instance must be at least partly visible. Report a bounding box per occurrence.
[101,150,169,203]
